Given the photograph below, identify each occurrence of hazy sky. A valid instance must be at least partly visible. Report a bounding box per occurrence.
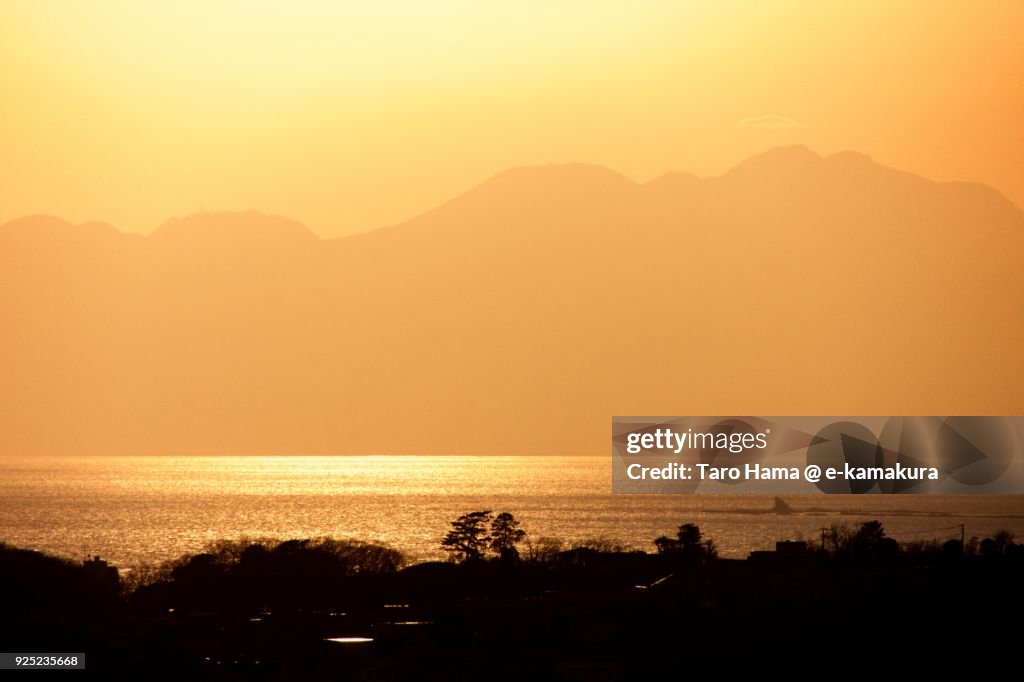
[2,0,1021,237]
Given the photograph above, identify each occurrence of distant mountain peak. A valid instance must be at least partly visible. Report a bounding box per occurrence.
[723,144,823,178]
[391,162,641,232]
[491,161,633,182]
[0,214,122,242]
[472,162,637,198]
[2,214,75,231]
[2,148,1022,456]
[826,149,875,164]
[151,210,317,245]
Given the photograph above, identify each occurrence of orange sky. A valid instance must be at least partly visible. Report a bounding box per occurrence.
[1,0,1021,237]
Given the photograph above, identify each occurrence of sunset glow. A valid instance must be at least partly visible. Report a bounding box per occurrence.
[2,3,1023,676]
[2,1,1021,235]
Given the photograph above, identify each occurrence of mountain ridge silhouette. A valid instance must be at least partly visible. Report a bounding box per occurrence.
[5,146,1019,242]
[1,147,1021,455]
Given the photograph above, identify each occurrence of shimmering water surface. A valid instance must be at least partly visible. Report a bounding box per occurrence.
[2,456,1022,568]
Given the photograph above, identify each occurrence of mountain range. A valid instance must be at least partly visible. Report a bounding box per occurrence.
[2,146,1021,455]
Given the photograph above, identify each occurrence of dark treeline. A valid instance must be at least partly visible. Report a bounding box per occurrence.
[2,515,1023,680]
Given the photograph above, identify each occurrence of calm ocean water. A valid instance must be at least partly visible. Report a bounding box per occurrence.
[2,456,1022,569]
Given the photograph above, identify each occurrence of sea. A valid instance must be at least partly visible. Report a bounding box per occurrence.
[2,456,1022,570]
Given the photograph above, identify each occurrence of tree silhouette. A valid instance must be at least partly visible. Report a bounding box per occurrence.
[441,511,493,562]
[980,538,999,557]
[825,520,897,558]
[850,520,888,556]
[677,523,702,546]
[654,535,677,554]
[992,529,1015,555]
[490,512,527,560]
[524,536,563,563]
[654,523,716,561]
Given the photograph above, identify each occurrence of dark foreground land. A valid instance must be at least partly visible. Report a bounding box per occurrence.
[2,523,1022,681]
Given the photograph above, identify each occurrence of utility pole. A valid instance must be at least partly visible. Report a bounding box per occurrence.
[960,523,965,553]
[820,527,826,552]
